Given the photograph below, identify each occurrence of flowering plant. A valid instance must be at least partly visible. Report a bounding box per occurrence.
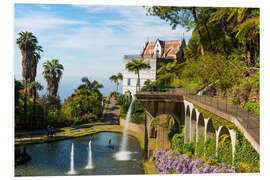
[152,149,236,174]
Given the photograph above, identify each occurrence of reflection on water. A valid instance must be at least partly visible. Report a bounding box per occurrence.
[15,132,144,176]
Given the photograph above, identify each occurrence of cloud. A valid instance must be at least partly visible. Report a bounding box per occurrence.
[15,5,192,98]
[15,11,87,33]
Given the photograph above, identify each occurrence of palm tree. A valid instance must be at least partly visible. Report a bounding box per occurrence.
[43,59,64,122]
[109,72,123,93]
[27,81,43,129]
[125,58,151,91]
[78,77,103,92]
[42,59,64,97]
[30,45,43,97]
[16,31,41,125]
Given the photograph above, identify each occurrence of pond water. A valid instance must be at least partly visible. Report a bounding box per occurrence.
[15,132,144,176]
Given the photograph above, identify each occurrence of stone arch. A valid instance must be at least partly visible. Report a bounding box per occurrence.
[184,105,191,142]
[205,118,215,142]
[154,113,176,150]
[216,126,233,164]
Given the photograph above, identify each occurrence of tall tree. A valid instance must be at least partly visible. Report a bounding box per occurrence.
[16,31,42,124]
[146,6,205,55]
[42,59,64,122]
[27,81,43,129]
[109,73,123,93]
[78,77,103,100]
[125,58,151,91]
[42,59,64,97]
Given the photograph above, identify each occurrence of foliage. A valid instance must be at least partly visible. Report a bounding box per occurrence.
[230,97,241,105]
[117,92,132,118]
[234,130,260,172]
[125,58,151,91]
[141,79,158,92]
[242,100,260,115]
[165,115,176,141]
[204,136,216,158]
[131,101,145,124]
[152,149,236,174]
[72,114,98,126]
[182,142,195,154]
[195,135,205,157]
[171,132,185,152]
[146,7,259,100]
[61,78,103,124]
[217,134,233,165]
[42,59,64,97]
[195,106,236,129]
[109,73,123,92]
[110,91,119,98]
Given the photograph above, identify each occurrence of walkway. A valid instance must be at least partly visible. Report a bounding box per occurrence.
[103,97,120,124]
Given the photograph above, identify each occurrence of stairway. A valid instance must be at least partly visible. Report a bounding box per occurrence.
[103,97,120,125]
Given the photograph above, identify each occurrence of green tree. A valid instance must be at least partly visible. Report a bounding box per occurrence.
[125,58,151,91]
[42,59,64,97]
[109,73,123,93]
[27,81,44,128]
[42,59,64,122]
[16,31,42,124]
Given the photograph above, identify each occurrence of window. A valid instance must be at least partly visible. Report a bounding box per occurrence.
[127,78,131,86]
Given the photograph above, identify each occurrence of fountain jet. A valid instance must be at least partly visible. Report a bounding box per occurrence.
[67,143,76,175]
[85,140,94,169]
[115,97,135,161]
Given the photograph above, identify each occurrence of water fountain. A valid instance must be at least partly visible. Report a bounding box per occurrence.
[115,97,135,161]
[67,143,76,175]
[85,140,94,169]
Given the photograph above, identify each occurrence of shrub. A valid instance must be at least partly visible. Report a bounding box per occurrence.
[242,100,260,115]
[196,135,205,157]
[204,136,216,158]
[217,134,232,165]
[183,142,195,154]
[171,132,184,152]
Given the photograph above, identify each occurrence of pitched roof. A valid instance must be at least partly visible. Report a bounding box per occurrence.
[142,39,183,58]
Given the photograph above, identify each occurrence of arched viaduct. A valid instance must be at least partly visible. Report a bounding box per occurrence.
[135,91,259,161]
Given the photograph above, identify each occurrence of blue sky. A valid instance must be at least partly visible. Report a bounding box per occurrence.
[14,4,192,100]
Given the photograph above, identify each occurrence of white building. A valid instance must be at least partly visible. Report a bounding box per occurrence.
[123,38,186,95]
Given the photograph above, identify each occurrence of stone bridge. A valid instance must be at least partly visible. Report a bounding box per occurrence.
[135,89,260,160]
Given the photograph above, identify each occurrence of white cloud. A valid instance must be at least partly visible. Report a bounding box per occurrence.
[15,12,87,33]
[15,5,192,98]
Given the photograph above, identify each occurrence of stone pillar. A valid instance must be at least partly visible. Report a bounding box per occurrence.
[204,118,210,142]
[229,129,237,162]
[216,126,223,157]
[195,109,200,143]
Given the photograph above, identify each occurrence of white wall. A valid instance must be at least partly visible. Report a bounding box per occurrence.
[122,57,157,95]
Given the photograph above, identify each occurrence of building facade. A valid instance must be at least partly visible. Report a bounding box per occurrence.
[123,38,186,95]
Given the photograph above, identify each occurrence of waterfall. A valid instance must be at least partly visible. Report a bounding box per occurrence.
[85,140,93,169]
[115,97,135,161]
[67,143,76,175]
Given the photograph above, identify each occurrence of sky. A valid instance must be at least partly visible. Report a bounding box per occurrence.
[14,3,192,100]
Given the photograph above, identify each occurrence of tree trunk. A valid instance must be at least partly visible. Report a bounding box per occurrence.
[190,7,205,55]
[23,79,28,127]
[32,87,37,129]
[137,71,141,91]
[116,81,119,93]
[203,23,213,50]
